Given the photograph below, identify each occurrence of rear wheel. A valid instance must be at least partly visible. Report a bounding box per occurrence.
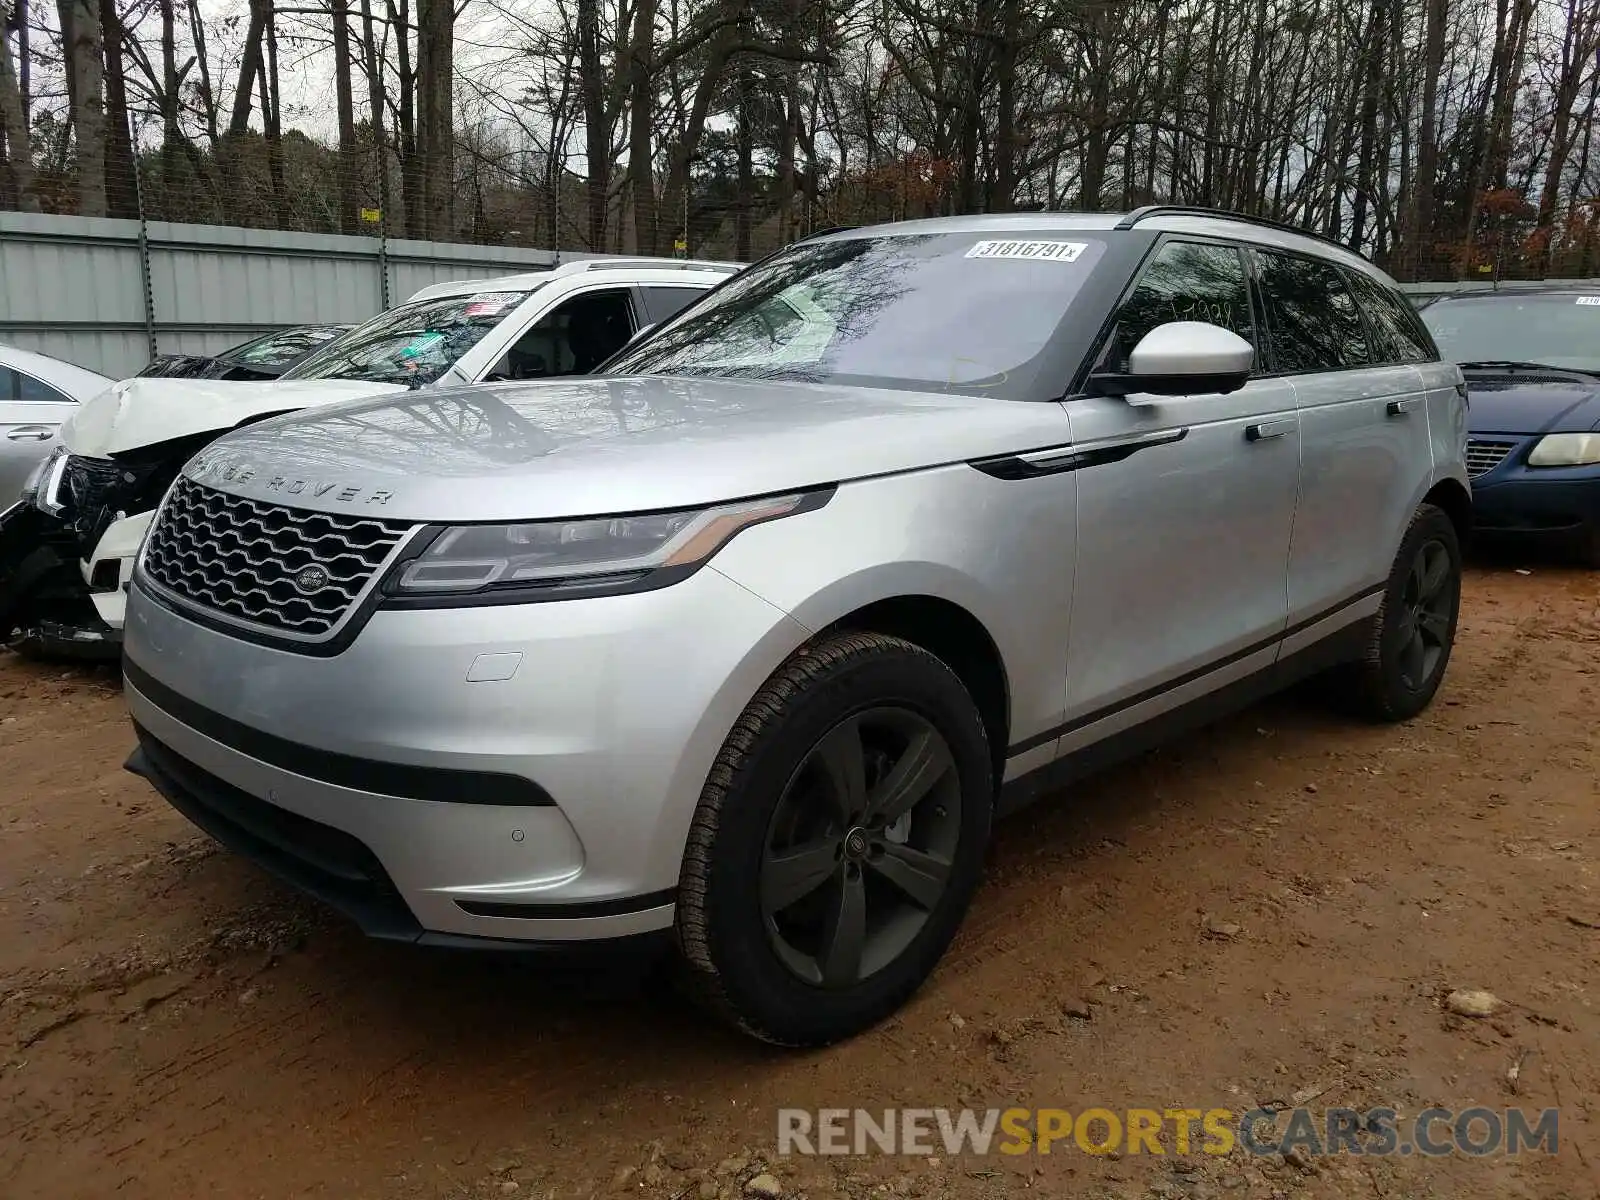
[675,632,993,1046]
[1336,503,1461,722]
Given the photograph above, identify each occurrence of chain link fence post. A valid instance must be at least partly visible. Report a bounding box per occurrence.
[128,109,157,362]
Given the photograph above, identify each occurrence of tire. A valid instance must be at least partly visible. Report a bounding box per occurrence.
[1336,503,1462,722]
[675,631,993,1046]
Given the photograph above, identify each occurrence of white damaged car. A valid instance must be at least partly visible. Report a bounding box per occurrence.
[2,257,736,655]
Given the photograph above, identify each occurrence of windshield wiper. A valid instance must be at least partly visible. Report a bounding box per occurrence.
[1458,359,1576,373]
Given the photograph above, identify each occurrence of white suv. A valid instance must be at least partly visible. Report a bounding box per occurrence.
[8,257,737,655]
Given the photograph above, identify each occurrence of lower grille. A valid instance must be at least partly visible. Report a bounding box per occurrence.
[142,478,413,637]
[128,726,421,940]
[1465,438,1519,478]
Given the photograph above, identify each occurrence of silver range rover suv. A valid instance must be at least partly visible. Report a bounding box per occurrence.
[121,208,1470,1045]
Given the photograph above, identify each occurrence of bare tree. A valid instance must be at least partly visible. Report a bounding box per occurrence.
[58,0,106,216]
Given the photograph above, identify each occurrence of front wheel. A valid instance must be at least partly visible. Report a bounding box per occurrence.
[675,632,994,1046]
[1336,503,1462,722]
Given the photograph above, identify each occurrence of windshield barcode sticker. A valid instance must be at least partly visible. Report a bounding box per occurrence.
[966,239,1088,262]
[1575,296,1600,306]
[464,292,522,315]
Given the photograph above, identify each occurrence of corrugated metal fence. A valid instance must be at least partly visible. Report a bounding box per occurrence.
[2,210,1597,379]
[0,211,595,377]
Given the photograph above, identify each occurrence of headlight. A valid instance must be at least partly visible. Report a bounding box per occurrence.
[391,491,823,597]
[20,448,69,515]
[1527,432,1600,467]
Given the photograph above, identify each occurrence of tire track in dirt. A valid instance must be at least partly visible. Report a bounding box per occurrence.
[4,566,1600,1199]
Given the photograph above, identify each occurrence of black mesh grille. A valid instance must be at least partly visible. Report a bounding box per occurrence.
[142,477,412,636]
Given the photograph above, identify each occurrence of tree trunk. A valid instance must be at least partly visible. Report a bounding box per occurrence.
[156,0,182,198]
[99,0,138,218]
[1460,0,1535,274]
[416,0,453,240]
[187,0,219,150]
[262,4,288,223]
[358,0,390,231]
[228,0,268,136]
[734,65,753,259]
[332,0,358,233]
[0,15,39,210]
[387,0,422,236]
[776,71,798,244]
[992,0,1018,210]
[1348,0,1383,250]
[1405,0,1447,279]
[1535,0,1597,272]
[627,0,659,254]
[577,0,608,249]
[59,0,107,217]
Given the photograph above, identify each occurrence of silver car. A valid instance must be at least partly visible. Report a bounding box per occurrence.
[0,343,112,500]
[120,209,1470,1046]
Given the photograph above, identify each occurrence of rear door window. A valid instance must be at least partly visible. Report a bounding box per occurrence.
[1342,270,1436,363]
[4,367,72,403]
[1253,251,1372,372]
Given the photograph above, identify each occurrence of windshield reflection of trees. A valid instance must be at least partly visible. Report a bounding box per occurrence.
[1256,255,1366,371]
[1110,245,1254,369]
[254,379,746,474]
[606,237,922,382]
[286,293,528,385]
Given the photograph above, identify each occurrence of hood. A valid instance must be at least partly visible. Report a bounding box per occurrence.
[183,374,1074,523]
[1465,374,1600,437]
[61,376,408,458]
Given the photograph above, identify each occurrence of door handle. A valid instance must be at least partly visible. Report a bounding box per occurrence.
[1387,397,1424,416]
[4,426,54,442]
[1245,418,1295,442]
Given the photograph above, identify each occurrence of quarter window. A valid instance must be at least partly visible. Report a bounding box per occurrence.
[642,286,709,325]
[1254,251,1371,372]
[1104,241,1255,372]
[1342,270,1435,363]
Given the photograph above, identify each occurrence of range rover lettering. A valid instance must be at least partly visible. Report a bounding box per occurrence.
[120,209,1470,1046]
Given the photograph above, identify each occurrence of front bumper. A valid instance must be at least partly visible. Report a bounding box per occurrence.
[80,509,153,633]
[121,564,809,945]
[1470,466,1600,541]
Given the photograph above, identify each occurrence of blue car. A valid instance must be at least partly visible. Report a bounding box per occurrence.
[1419,287,1600,565]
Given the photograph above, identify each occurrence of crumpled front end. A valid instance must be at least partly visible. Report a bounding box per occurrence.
[1,441,201,656]
[0,499,119,658]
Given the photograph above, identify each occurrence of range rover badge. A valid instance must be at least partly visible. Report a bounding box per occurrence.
[293,564,330,594]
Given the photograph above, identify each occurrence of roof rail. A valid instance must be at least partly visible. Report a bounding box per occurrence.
[578,257,739,273]
[793,225,859,243]
[1114,205,1354,253]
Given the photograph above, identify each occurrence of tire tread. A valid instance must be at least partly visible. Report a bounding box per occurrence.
[674,631,985,1046]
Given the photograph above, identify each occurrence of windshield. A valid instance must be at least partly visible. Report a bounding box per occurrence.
[225,325,348,368]
[1420,293,1600,373]
[604,232,1108,398]
[283,290,534,385]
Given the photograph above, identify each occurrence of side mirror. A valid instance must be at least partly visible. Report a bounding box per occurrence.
[1089,321,1254,398]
